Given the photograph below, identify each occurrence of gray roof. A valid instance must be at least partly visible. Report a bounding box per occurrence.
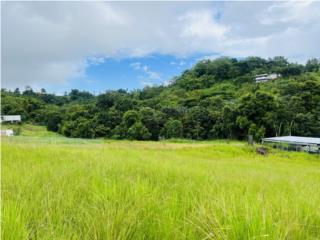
[263,136,320,145]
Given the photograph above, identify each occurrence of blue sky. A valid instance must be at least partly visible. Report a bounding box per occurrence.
[54,54,207,94]
[2,1,320,94]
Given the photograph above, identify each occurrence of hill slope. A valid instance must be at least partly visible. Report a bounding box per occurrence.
[1,56,320,140]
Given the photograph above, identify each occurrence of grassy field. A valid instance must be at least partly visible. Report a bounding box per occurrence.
[1,127,320,239]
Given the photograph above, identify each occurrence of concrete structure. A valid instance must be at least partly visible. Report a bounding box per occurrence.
[255,73,281,83]
[0,129,14,136]
[0,115,21,123]
[262,136,320,154]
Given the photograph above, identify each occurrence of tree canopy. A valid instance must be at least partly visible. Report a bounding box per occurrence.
[2,56,320,140]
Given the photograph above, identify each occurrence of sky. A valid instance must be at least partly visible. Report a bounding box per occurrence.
[2,1,320,94]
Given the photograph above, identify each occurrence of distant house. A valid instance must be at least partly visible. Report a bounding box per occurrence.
[0,115,21,123]
[255,73,281,83]
[262,136,320,154]
[0,129,14,136]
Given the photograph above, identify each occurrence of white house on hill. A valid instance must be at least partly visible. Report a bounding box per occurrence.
[255,73,281,83]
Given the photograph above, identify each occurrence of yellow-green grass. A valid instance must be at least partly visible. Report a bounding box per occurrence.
[1,135,320,239]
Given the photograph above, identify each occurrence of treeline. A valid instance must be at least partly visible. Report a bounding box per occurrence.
[1,56,320,140]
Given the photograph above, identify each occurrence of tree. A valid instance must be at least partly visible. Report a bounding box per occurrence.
[96,107,122,136]
[306,58,320,72]
[280,63,304,77]
[123,110,140,127]
[161,120,183,139]
[237,91,280,137]
[183,106,212,139]
[14,88,20,95]
[139,107,165,140]
[46,108,62,132]
[23,86,36,96]
[69,89,94,102]
[127,122,151,140]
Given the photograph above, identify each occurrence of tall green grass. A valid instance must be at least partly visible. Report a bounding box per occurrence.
[2,137,320,239]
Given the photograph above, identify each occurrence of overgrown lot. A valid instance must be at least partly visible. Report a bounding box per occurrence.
[2,136,320,239]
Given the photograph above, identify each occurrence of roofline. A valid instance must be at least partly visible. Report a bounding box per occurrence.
[262,138,320,146]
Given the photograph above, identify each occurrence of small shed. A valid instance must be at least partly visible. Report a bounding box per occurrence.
[262,136,320,154]
[0,115,21,123]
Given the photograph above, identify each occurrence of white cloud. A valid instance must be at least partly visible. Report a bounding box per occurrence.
[86,56,106,66]
[179,10,229,39]
[218,1,320,62]
[260,1,319,25]
[170,60,186,66]
[2,1,131,89]
[130,62,161,84]
[143,66,161,81]
[2,1,320,89]
[130,62,142,70]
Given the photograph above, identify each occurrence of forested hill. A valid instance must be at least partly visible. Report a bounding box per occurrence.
[2,56,320,140]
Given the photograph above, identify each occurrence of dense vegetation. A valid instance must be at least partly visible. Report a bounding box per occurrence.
[2,56,320,140]
[3,135,320,239]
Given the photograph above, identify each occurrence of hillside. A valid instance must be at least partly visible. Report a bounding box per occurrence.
[1,56,320,140]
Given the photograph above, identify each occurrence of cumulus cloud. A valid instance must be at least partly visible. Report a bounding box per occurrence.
[179,10,229,39]
[220,1,320,62]
[2,1,320,89]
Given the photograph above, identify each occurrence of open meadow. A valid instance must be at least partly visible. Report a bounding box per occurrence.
[1,126,320,239]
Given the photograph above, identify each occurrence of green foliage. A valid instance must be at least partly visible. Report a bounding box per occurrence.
[69,89,94,102]
[45,107,62,132]
[123,110,140,127]
[139,107,165,140]
[127,121,151,140]
[183,106,212,139]
[161,119,183,139]
[1,56,320,140]
[306,58,320,72]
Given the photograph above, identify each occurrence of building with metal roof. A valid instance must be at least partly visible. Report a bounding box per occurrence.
[0,115,21,123]
[262,136,320,154]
